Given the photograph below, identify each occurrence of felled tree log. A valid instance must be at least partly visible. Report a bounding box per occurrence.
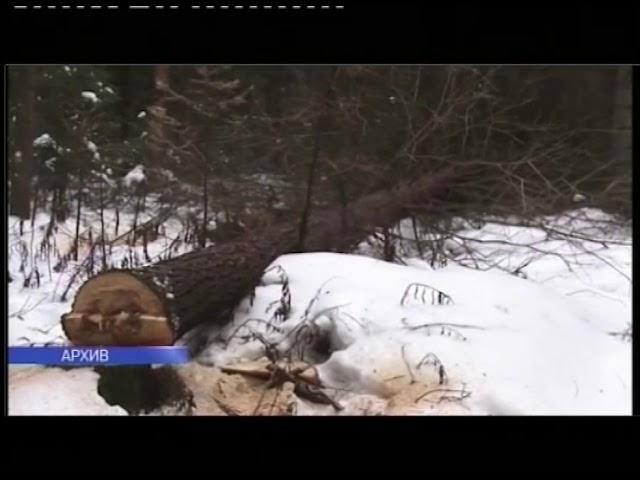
[62,168,461,346]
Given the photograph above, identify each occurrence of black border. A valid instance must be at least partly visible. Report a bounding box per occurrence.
[633,66,639,417]
[2,2,638,468]
[1,3,638,64]
[4,416,639,469]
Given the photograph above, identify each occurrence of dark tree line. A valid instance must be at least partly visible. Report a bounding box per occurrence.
[8,65,631,255]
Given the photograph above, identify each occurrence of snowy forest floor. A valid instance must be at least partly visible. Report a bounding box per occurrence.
[7,203,632,415]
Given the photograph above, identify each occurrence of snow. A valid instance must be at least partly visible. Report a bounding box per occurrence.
[9,367,127,416]
[85,140,98,152]
[194,209,631,415]
[123,164,146,187]
[6,201,632,415]
[104,86,115,94]
[245,172,291,188]
[94,171,116,188]
[196,247,631,415]
[44,157,57,171]
[159,168,177,182]
[7,192,190,336]
[81,91,100,103]
[33,133,56,148]
[138,110,147,119]
[85,139,101,161]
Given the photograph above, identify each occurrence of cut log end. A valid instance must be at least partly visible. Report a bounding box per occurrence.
[61,271,175,346]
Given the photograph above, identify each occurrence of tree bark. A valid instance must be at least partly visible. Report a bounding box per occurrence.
[62,168,462,346]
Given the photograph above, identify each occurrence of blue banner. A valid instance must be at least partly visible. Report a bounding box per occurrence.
[8,346,190,366]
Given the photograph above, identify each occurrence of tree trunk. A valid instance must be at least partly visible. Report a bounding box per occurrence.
[200,170,208,249]
[147,65,170,165]
[115,66,133,141]
[62,168,462,346]
[99,179,107,271]
[609,67,631,215]
[11,67,37,219]
[73,184,83,262]
[297,124,321,250]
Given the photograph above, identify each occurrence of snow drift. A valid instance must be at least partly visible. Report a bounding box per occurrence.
[7,205,632,415]
[194,250,631,415]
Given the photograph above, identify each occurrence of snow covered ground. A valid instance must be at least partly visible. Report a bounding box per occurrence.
[9,367,127,416]
[7,200,191,348]
[7,203,632,415]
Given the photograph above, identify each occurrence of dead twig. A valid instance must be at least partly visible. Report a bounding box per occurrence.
[416,353,448,385]
[401,344,417,384]
[400,282,453,307]
[415,385,471,404]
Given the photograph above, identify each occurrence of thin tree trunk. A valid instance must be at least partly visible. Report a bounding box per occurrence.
[88,229,95,275]
[11,67,37,219]
[99,179,107,271]
[200,170,208,249]
[45,190,57,240]
[116,66,133,141]
[131,191,142,247]
[334,172,349,235]
[611,68,631,171]
[147,65,170,165]
[27,188,40,285]
[382,228,395,262]
[411,216,424,258]
[143,229,151,263]
[73,185,83,262]
[297,125,321,250]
